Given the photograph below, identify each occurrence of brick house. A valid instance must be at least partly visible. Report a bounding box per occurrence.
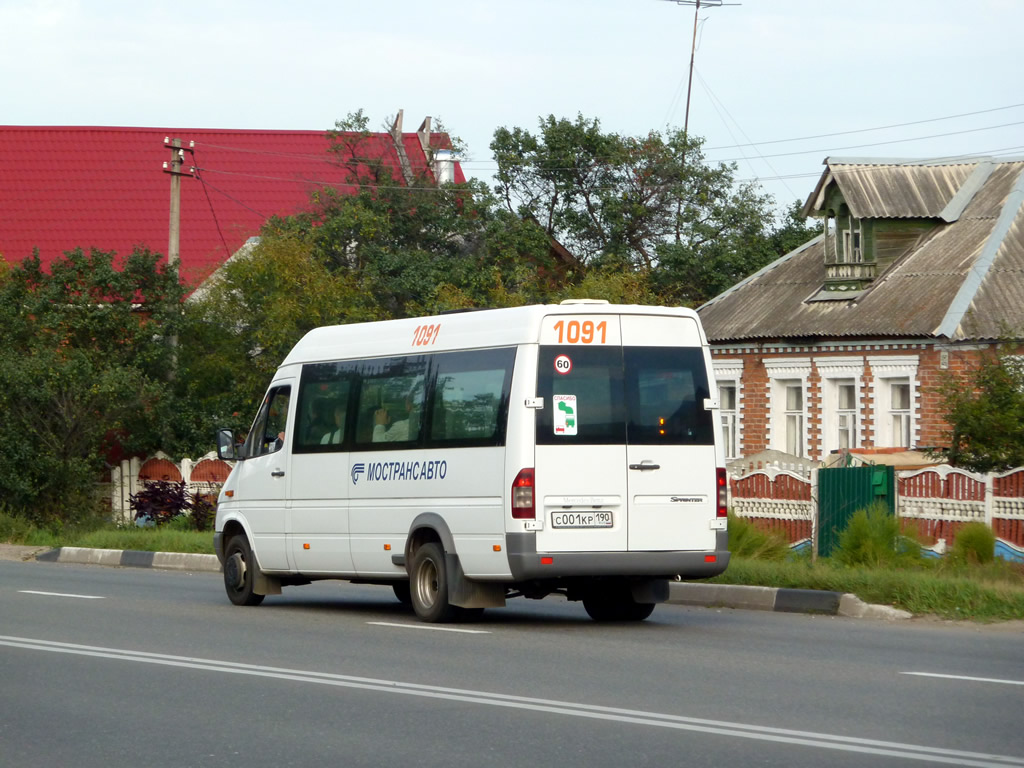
[697,156,1024,464]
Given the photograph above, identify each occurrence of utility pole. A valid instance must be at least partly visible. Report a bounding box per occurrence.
[683,0,701,138]
[162,138,194,376]
[162,137,195,275]
[661,0,738,138]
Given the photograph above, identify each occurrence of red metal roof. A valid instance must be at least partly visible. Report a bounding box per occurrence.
[0,125,464,286]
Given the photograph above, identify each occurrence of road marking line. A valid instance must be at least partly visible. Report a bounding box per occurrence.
[902,671,1024,687]
[366,621,490,634]
[1,635,1022,767]
[18,590,105,600]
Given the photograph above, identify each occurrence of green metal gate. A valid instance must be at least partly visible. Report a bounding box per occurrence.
[817,465,895,557]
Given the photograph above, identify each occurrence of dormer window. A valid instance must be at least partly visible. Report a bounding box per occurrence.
[843,219,863,263]
[812,207,875,298]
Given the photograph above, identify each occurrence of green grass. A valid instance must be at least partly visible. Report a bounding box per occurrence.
[65,527,215,554]
[712,556,1024,622]
[1,511,214,555]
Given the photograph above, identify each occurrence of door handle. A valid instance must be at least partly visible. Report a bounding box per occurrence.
[271,469,285,477]
[629,462,661,471]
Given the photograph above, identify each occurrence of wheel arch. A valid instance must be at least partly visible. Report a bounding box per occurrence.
[404,512,456,564]
[219,516,265,573]
[404,513,506,612]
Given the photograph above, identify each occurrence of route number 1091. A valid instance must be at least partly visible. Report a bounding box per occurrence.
[552,320,607,344]
[412,323,441,346]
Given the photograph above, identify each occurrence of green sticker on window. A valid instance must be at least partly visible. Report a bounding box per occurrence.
[553,394,577,436]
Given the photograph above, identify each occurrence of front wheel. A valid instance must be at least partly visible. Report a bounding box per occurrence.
[409,542,458,622]
[223,536,265,607]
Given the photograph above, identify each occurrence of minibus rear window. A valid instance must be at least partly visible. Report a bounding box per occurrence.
[537,345,713,446]
[624,347,713,445]
[536,347,626,445]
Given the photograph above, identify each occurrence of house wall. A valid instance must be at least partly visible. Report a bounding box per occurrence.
[711,341,993,462]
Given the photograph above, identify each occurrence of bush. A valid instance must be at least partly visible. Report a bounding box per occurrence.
[950,522,996,566]
[833,501,923,568]
[727,513,791,561]
[0,508,35,543]
[129,480,214,531]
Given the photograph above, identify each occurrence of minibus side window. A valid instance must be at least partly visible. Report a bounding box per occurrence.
[243,386,291,457]
[353,356,429,448]
[428,347,514,446]
[624,347,714,446]
[294,362,355,453]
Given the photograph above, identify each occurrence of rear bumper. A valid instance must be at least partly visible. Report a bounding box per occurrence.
[505,532,730,581]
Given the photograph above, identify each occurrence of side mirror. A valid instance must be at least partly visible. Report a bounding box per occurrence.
[216,428,239,461]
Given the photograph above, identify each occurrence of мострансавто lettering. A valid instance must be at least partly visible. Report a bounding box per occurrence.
[361,460,448,483]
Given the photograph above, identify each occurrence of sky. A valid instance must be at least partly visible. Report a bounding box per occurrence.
[3,0,1022,217]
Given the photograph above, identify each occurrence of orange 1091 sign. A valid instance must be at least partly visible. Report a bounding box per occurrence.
[412,323,441,346]
[551,319,607,344]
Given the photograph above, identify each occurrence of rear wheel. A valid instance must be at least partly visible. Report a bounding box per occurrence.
[223,536,265,607]
[582,582,655,622]
[409,542,458,622]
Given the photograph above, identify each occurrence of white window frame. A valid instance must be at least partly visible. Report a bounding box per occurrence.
[868,356,919,449]
[712,359,743,461]
[764,358,811,459]
[843,218,863,263]
[816,357,864,456]
[836,382,858,450]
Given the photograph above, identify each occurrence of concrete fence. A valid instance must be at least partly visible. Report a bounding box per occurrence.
[731,465,1024,560]
[110,452,233,524]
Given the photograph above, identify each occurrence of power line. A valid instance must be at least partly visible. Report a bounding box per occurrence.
[715,120,1024,162]
[705,103,1024,151]
[189,148,232,258]
[190,166,476,196]
[734,147,1024,184]
[693,67,799,201]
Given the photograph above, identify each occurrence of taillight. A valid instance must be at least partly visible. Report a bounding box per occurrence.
[716,467,728,518]
[512,468,535,520]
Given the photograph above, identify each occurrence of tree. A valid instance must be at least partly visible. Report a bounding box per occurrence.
[180,228,377,436]
[937,348,1024,472]
[0,248,184,521]
[289,113,560,316]
[491,114,818,306]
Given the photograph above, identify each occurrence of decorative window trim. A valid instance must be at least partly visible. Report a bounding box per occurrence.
[764,358,812,378]
[815,357,863,379]
[713,359,744,379]
[816,357,864,454]
[712,359,743,461]
[764,359,811,458]
[868,355,919,448]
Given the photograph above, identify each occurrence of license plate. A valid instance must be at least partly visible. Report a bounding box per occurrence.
[550,511,613,528]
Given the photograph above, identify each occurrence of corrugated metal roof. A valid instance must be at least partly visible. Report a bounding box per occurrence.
[809,161,975,219]
[702,158,1024,343]
[0,125,464,286]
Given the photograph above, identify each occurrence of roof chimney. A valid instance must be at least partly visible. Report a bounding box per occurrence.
[434,149,454,185]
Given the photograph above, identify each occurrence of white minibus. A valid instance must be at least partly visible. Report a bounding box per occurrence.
[214,301,729,622]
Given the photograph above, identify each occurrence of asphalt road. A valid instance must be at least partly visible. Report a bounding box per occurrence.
[1,559,1023,768]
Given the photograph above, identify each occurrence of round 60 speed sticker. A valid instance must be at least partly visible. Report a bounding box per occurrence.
[554,354,573,375]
